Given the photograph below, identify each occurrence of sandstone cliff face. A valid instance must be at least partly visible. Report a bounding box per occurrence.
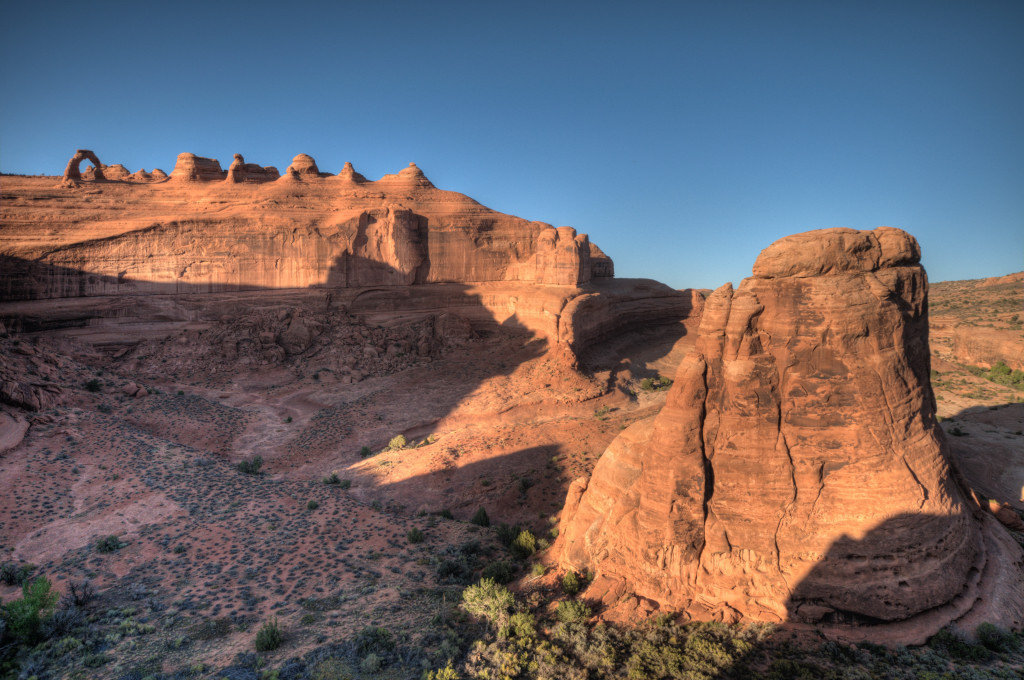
[3,155,617,299]
[558,227,1014,636]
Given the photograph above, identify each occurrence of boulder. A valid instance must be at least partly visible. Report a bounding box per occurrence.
[558,226,997,634]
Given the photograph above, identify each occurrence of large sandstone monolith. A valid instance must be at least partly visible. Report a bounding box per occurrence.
[558,227,999,633]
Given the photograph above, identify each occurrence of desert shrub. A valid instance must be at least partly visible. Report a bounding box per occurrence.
[387,434,407,451]
[323,472,341,485]
[639,375,672,392]
[0,561,33,586]
[62,580,95,608]
[561,570,582,596]
[84,378,103,392]
[254,617,283,651]
[509,611,537,640]
[2,576,58,643]
[594,405,610,420]
[338,479,352,489]
[237,455,263,474]
[462,578,514,629]
[929,626,993,661]
[976,622,1017,652]
[352,625,394,657]
[43,605,84,638]
[408,527,425,543]
[307,500,319,510]
[436,508,454,520]
[495,523,521,547]
[424,661,461,680]
[95,534,124,553]
[481,560,515,584]
[471,507,490,527]
[510,529,537,559]
[556,599,591,624]
[359,445,372,458]
[530,563,547,577]
[360,652,383,673]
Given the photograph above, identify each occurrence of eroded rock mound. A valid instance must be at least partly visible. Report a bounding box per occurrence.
[558,226,1022,639]
[285,153,320,177]
[170,153,226,182]
[226,154,279,183]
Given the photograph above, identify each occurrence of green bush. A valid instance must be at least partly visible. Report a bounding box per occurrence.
[471,507,490,527]
[307,500,319,510]
[423,661,461,680]
[254,617,283,651]
[495,524,521,547]
[96,534,124,553]
[2,576,58,643]
[408,528,425,543]
[481,560,515,584]
[238,455,263,474]
[556,599,591,624]
[84,378,103,393]
[561,570,582,596]
[976,622,1017,652]
[360,445,372,457]
[510,529,537,559]
[461,578,514,629]
[323,472,341,485]
[0,561,33,586]
[387,434,407,451]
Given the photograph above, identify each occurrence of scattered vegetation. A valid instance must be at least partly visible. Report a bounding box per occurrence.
[640,375,673,391]
[967,360,1024,390]
[386,434,408,451]
[408,527,425,543]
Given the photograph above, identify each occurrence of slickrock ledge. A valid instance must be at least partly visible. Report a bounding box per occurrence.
[557,226,1024,643]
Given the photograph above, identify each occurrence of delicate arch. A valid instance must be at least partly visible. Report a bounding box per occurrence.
[63,149,104,182]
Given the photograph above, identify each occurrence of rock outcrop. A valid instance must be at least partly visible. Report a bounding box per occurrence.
[285,153,320,177]
[62,149,104,184]
[170,153,226,182]
[557,227,1022,640]
[338,161,367,183]
[226,154,279,183]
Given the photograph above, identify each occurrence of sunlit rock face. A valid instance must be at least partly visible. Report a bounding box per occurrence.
[558,227,990,632]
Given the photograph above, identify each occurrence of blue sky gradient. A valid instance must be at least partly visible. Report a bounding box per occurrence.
[2,1,1021,288]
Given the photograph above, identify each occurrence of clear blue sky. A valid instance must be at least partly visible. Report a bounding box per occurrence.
[2,1,1021,289]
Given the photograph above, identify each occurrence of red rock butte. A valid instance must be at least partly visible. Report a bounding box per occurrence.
[2,149,699,362]
[556,227,1024,644]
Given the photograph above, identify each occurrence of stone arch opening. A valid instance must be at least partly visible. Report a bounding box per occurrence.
[63,149,105,183]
